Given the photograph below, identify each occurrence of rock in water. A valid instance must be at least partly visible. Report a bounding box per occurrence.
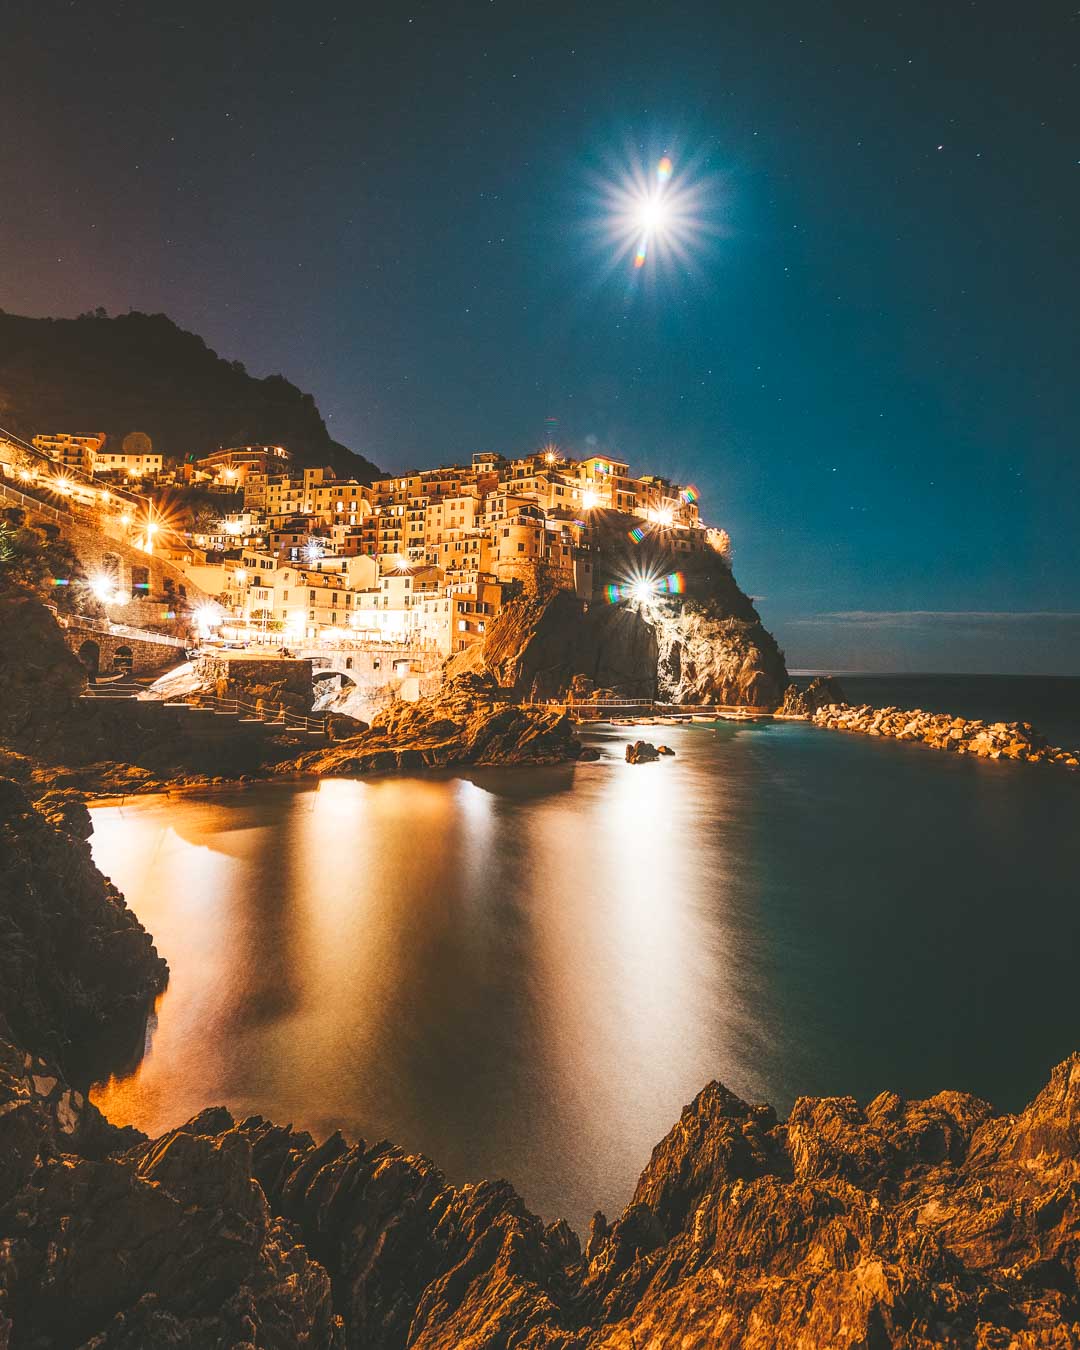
[778,674,846,716]
[626,739,661,763]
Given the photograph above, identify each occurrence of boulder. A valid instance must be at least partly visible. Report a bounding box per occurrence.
[625,740,661,763]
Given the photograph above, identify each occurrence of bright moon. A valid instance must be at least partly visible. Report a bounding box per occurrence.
[636,197,669,234]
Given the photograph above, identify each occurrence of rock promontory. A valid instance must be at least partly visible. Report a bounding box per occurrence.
[448,514,788,707]
[280,673,583,777]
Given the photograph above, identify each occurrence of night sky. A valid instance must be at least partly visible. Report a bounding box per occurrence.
[3,1,1076,672]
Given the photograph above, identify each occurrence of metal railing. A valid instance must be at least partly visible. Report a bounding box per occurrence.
[523,698,773,715]
[61,614,189,648]
[0,475,76,525]
[166,691,328,735]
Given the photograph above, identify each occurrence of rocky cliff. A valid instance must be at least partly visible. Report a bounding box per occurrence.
[450,515,788,707]
[0,309,380,480]
[1,787,1078,1347]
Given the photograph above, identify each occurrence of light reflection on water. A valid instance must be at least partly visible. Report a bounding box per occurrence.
[90,722,1080,1230]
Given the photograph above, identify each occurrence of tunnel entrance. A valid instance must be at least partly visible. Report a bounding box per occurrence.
[77,639,100,680]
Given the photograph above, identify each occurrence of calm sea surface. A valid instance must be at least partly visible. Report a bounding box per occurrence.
[90,676,1080,1232]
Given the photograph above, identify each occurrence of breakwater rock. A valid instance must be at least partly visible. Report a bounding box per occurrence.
[811,702,1080,768]
[778,674,845,716]
[2,791,1080,1346]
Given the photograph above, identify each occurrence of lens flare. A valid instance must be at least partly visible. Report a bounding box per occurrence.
[628,525,646,544]
[603,570,686,605]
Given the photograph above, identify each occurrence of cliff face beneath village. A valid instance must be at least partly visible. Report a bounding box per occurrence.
[450,514,788,706]
[2,785,1079,1348]
[0,309,380,480]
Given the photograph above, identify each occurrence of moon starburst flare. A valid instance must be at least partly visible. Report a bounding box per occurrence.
[588,146,717,282]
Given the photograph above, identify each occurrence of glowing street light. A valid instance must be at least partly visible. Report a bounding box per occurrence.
[629,578,658,605]
[234,568,248,586]
[581,489,600,511]
[193,603,223,638]
[88,573,115,604]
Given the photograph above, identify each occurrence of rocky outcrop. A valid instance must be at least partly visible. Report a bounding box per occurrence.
[0,778,166,1080]
[625,740,660,763]
[1,791,1079,1346]
[0,593,87,760]
[8,1048,1080,1346]
[778,674,846,716]
[280,674,582,777]
[812,702,1080,768]
[448,515,788,707]
[447,586,659,702]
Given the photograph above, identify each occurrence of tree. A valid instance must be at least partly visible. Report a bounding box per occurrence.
[0,511,85,611]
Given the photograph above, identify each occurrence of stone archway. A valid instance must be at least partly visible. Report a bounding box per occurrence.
[77,639,100,680]
[111,644,133,675]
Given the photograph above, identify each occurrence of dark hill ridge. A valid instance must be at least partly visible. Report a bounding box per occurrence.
[0,308,381,480]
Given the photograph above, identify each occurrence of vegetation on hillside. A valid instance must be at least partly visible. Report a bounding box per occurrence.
[0,309,380,481]
[0,509,84,610]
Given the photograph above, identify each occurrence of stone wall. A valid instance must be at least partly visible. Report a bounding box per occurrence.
[195,653,314,712]
[63,625,185,677]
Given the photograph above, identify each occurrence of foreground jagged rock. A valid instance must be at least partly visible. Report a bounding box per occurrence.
[2,784,1078,1347]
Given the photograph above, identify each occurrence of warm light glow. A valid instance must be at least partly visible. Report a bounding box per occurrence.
[392,553,410,571]
[18,468,32,482]
[305,539,324,564]
[53,476,73,496]
[88,573,115,603]
[629,578,657,604]
[145,520,158,535]
[648,506,674,528]
[234,568,248,585]
[581,489,600,511]
[193,603,223,637]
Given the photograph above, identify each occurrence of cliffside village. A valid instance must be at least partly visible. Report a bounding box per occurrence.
[2,434,731,664]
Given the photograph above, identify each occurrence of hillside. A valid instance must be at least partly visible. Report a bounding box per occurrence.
[0,309,380,481]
